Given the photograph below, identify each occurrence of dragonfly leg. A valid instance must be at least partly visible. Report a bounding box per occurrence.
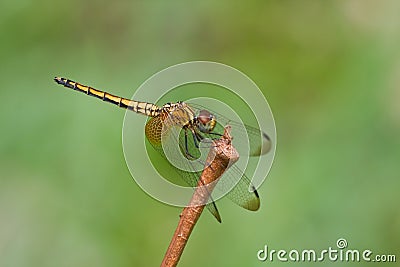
[194,131,208,150]
[209,132,223,137]
[183,128,198,160]
[191,130,200,149]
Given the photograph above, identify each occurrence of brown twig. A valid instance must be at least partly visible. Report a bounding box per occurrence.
[160,126,239,267]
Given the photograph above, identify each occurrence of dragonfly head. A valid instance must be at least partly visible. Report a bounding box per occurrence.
[197,110,216,133]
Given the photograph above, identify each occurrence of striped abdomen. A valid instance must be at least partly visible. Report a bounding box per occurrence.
[54,77,162,117]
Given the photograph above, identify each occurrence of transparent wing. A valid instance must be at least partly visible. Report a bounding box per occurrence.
[212,164,260,211]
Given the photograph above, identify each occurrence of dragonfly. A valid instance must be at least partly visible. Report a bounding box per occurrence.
[54,77,271,222]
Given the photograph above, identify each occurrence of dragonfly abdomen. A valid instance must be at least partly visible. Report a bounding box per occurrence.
[54,77,162,117]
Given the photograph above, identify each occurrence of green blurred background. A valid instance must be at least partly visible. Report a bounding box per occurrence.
[1,1,399,266]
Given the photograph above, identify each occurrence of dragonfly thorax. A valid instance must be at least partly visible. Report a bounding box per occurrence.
[161,102,195,126]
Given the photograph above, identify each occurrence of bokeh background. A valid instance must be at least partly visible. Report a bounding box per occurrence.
[1,1,399,266]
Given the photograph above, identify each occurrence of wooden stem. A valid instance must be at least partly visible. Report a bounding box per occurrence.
[160,126,239,267]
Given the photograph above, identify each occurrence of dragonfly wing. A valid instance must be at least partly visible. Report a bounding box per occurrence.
[212,164,260,211]
[231,121,271,156]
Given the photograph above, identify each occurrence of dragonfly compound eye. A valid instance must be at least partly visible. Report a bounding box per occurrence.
[197,110,216,133]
